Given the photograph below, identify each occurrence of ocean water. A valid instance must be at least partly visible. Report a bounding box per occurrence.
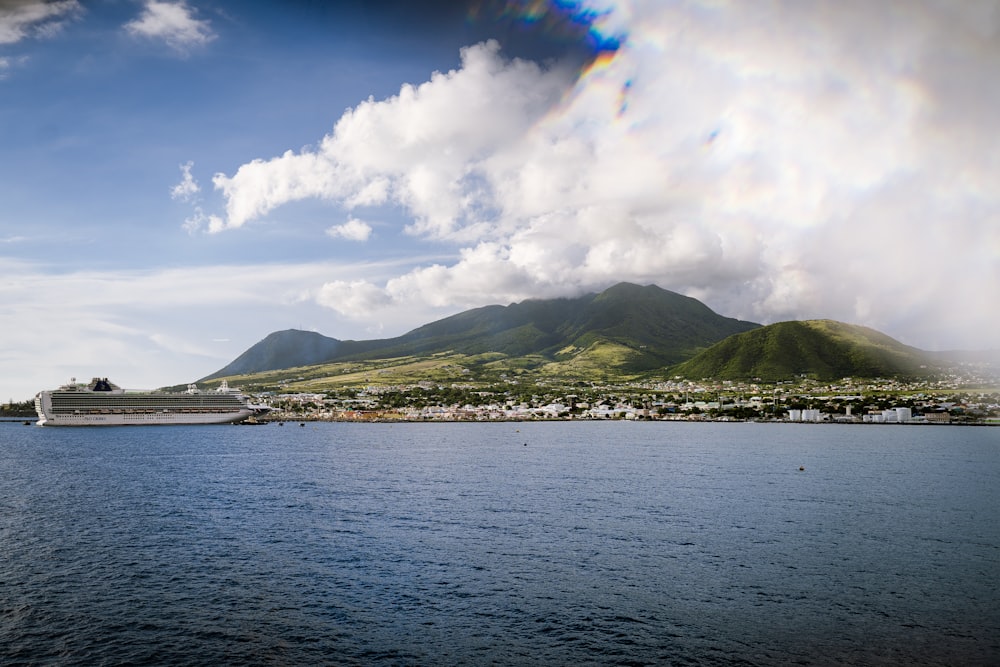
[0,421,997,666]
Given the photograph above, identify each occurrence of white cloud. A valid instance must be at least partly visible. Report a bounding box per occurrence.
[181,207,224,234]
[0,256,433,401]
[326,217,372,242]
[211,40,572,235]
[0,0,80,45]
[316,280,393,318]
[208,1,1000,352]
[124,0,214,52]
[171,160,199,201]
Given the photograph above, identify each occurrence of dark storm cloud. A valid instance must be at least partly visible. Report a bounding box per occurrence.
[271,0,612,66]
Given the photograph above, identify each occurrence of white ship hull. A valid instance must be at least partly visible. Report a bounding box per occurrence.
[35,409,253,427]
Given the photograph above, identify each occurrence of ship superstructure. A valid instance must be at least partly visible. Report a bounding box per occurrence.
[34,377,257,426]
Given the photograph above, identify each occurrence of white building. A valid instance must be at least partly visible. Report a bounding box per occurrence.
[788,409,821,422]
[863,407,914,423]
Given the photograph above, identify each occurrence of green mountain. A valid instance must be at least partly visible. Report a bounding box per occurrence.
[201,289,951,389]
[201,283,760,382]
[669,319,938,381]
[355,282,759,365]
[209,330,345,378]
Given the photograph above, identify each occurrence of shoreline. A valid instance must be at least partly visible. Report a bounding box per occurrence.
[256,416,998,427]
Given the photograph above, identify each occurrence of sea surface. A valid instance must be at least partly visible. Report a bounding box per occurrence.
[0,421,997,666]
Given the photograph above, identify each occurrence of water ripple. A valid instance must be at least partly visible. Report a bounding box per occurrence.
[0,422,997,665]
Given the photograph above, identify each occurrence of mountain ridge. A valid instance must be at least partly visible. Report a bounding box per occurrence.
[199,284,956,387]
[668,319,938,381]
[201,283,759,381]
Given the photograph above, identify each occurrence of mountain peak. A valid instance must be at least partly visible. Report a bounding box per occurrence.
[671,319,935,381]
[202,329,343,381]
[202,283,760,381]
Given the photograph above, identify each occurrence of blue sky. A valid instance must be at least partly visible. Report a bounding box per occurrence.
[2,0,998,400]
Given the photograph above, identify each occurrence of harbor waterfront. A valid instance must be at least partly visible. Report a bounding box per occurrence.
[257,379,1000,424]
[1,421,997,665]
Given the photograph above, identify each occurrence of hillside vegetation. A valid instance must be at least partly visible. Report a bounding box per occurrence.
[669,320,937,381]
[195,287,953,393]
[201,283,759,385]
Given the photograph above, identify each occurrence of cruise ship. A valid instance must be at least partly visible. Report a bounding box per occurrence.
[34,377,261,426]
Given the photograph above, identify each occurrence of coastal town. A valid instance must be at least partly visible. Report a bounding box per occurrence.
[254,367,1000,425]
[4,363,997,426]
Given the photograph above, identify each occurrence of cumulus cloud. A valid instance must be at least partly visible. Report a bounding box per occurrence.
[180,207,224,235]
[209,0,1000,350]
[316,279,394,318]
[326,217,373,242]
[0,0,80,45]
[171,160,199,201]
[124,0,214,52]
[211,40,572,235]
